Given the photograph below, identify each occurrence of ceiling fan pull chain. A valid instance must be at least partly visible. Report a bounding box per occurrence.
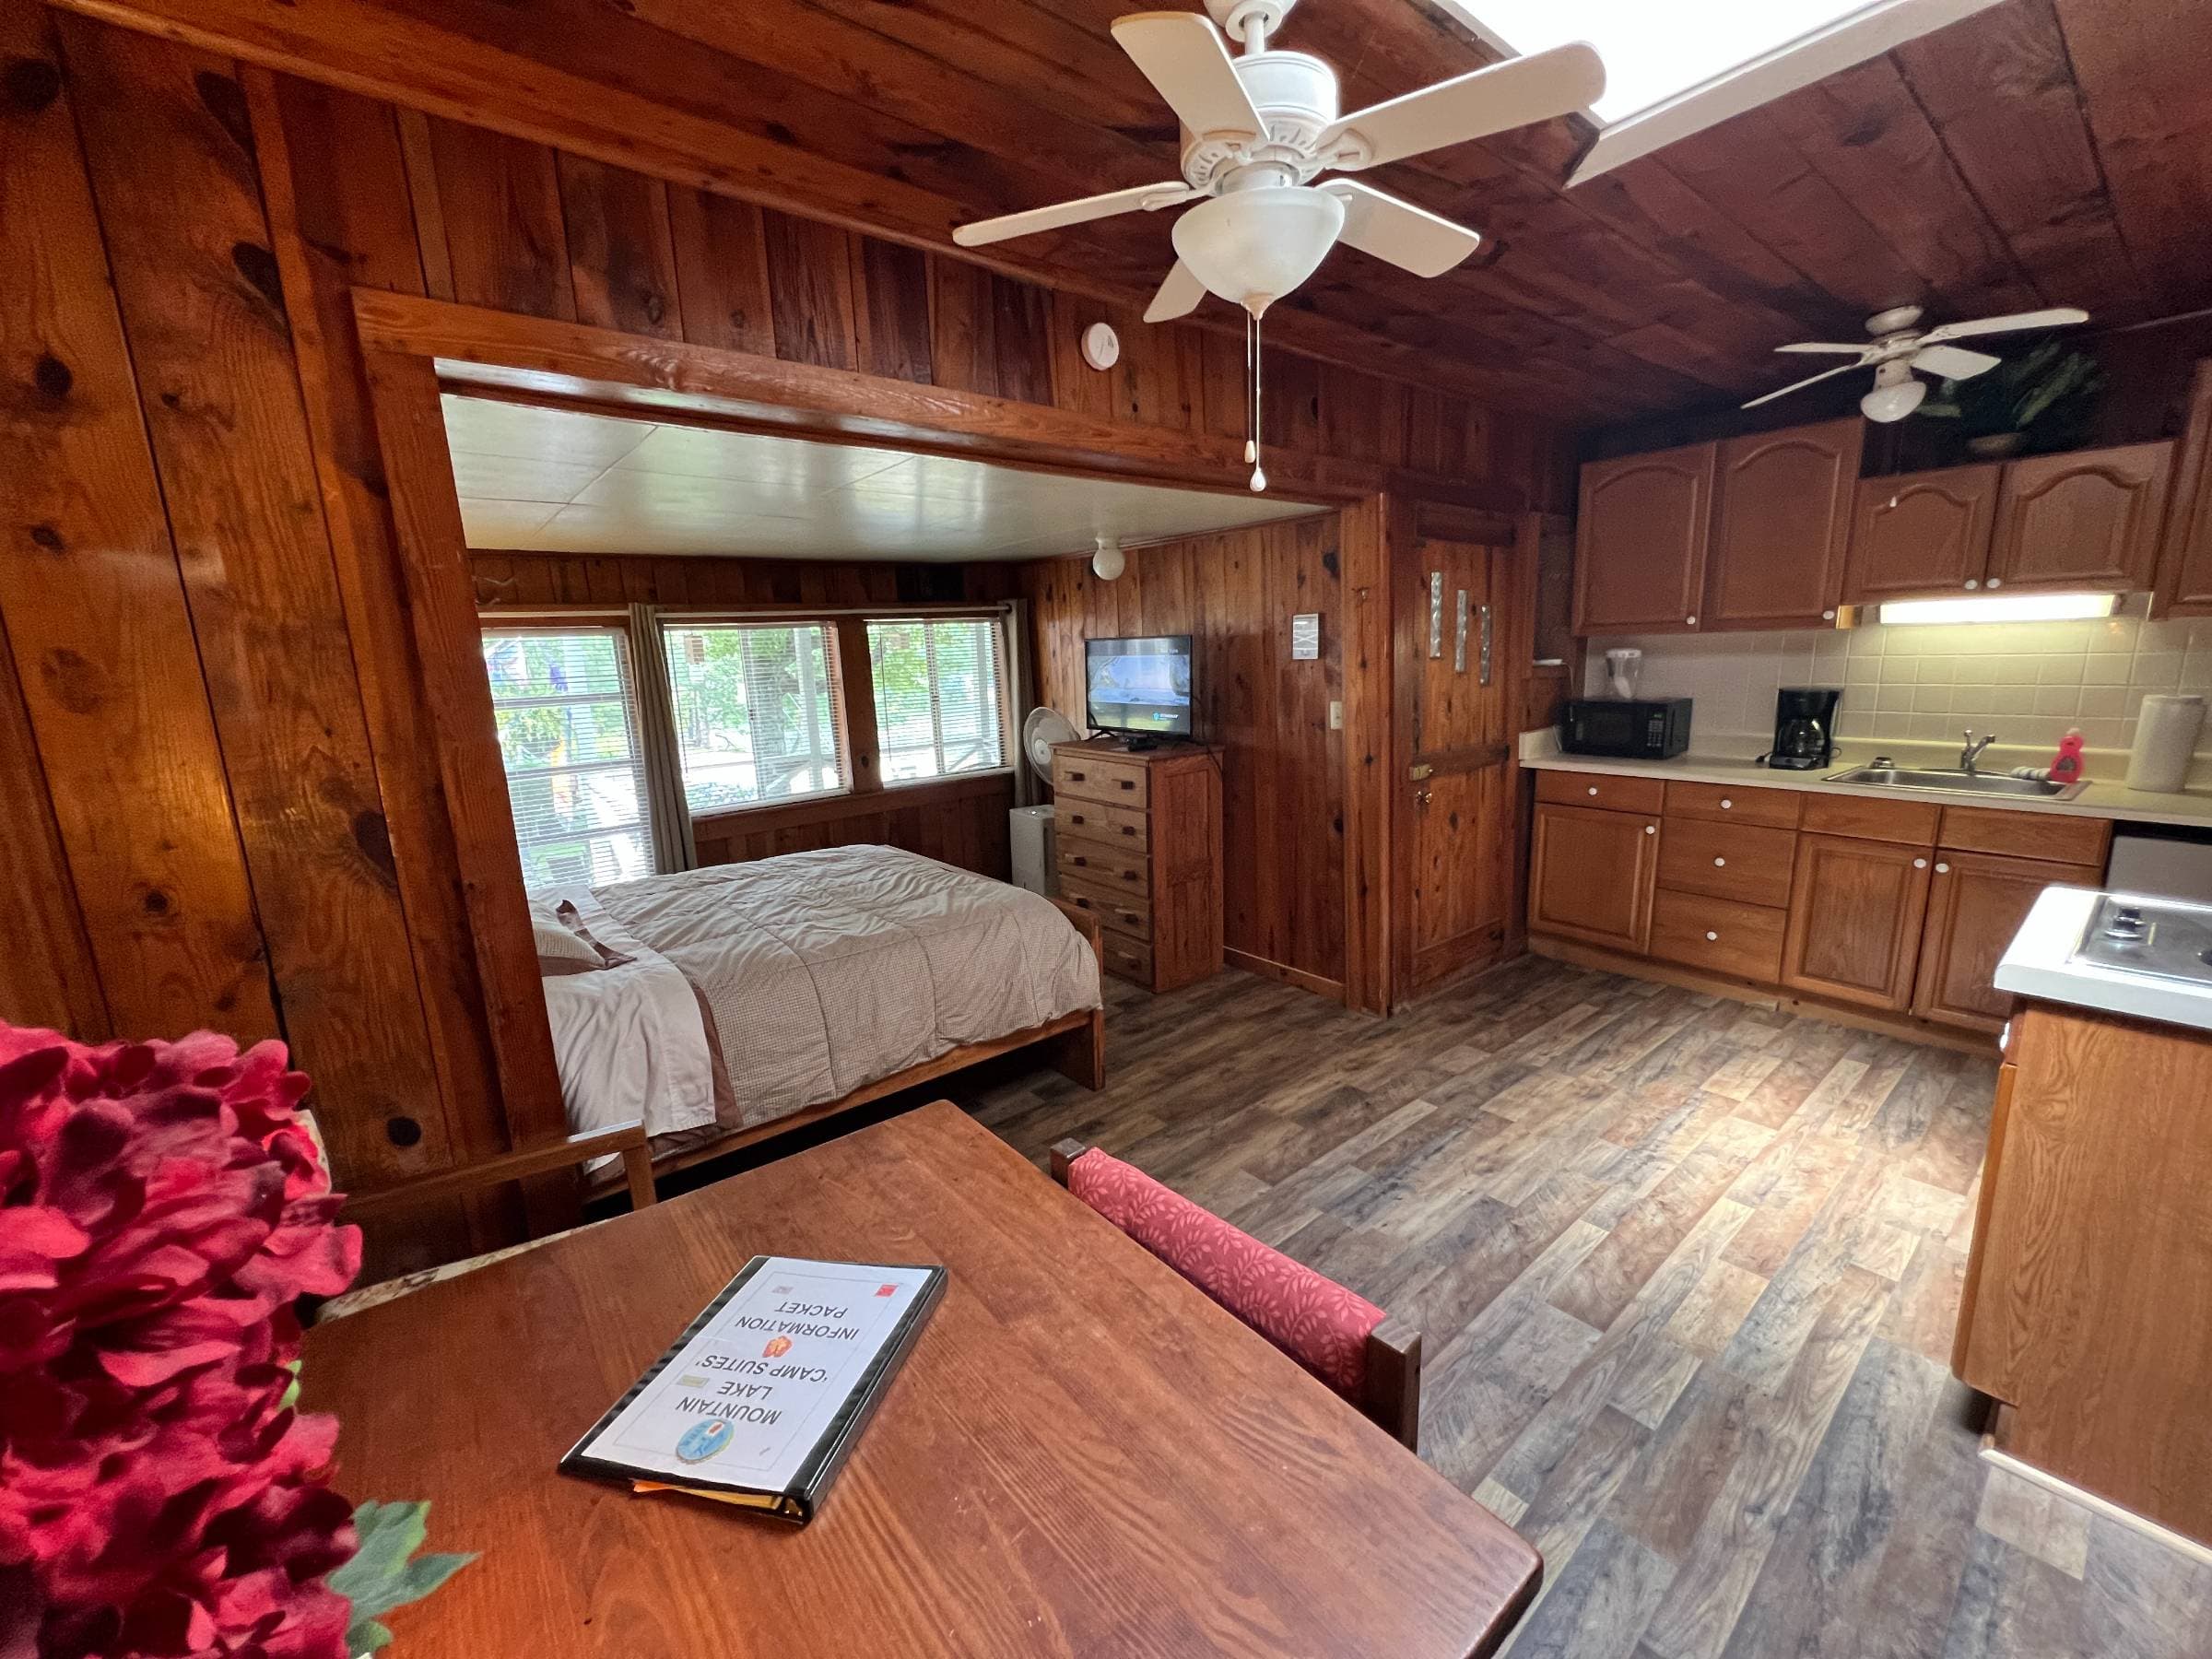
[1243,307,1258,465]
[1250,309,1267,493]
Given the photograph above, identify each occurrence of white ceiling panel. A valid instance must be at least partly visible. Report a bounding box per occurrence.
[442,395,1316,563]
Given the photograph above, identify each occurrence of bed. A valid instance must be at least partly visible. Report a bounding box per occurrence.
[531,845,1104,1188]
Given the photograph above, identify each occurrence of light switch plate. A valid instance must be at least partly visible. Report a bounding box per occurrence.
[1328,700,1344,731]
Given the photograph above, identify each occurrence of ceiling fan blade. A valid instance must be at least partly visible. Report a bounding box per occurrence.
[1111,11,1267,139]
[1913,344,2003,381]
[1742,361,1865,410]
[1145,261,1208,324]
[1777,342,1875,356]
[1318,180,1481,278]
[1921,306,2089,344]
[1318,42,1605,171]
[952,181,1195,248]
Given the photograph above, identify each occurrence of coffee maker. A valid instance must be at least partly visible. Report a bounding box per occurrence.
[1769,688,1842,771]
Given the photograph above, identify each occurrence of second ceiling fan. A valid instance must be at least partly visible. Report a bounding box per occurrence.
[953,0,1604,488]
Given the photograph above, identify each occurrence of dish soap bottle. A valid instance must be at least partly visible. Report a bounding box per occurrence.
[2051,727,2086,786]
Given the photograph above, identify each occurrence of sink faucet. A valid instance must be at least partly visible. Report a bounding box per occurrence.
[1959,729,1997,774]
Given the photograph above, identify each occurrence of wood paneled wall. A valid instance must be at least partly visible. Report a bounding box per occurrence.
[1022,517,1348,994]
[2,6,1567,1229]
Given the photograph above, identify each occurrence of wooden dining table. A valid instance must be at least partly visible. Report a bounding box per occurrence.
[302,1100,1541,1656]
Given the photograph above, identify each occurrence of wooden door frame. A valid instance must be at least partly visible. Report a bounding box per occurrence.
[1384,490,1534,1009]
[351,290,1406,1162]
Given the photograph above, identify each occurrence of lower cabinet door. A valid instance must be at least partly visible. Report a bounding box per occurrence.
[1913,852,2104,1032]
[1951,1060,2018,1389]
[1779,832,1935,1010]
[1528,802,1659,953]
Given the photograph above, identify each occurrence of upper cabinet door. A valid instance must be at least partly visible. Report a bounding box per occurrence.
[2156,363,2212,616]
[1841,464,2002,604]
[1988,441,2175,594]
[1573,441,1716,635]
[1702,417,1865,630]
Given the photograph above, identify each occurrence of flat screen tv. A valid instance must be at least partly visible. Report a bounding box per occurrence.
[1085,635,1194,741]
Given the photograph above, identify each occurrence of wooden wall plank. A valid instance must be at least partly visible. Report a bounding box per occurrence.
[853,235,934,385]
[761,208,859,371]
[667,186,776,357]
[1337,493,1390,1014]
[556,153,680,338]
[0,4,275,1043]
[0,611,108,1039]
[424,118,576,321]
[60,21,452,1179]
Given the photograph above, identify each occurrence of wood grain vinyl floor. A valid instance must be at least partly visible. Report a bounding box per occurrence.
[965,956,2212,1659]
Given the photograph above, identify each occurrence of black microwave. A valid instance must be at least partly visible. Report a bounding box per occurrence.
[1559,697,1691,759]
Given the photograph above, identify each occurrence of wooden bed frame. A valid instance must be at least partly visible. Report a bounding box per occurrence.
[586,897,1107,1194]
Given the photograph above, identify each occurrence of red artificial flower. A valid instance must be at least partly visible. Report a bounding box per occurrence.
[0,1024,364,1659]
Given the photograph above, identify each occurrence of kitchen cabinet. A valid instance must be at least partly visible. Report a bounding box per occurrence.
[2155,359,2212,615]
[1912,852,2103,1031]
[1841,465,2002,603]
[1988,441,2173,593]
[1572,441,1714,634]
[1779,833,1935,1011]
[1701,417,1864,629]
[1528,801,1658,953]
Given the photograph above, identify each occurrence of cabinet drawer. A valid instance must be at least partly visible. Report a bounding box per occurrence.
[1648,888,1788,983]
[1098,930,1155,986]
[1536,771,1668,815]
[1802,793,1940,845]
[1057,799,1149,851]
[1936,805,2111,867]
[1053,749,1148,807]
[1657,818,1798,908]
[1056,875,1151,941]
[1665,780,1802,829]
[1056,840,1149,894]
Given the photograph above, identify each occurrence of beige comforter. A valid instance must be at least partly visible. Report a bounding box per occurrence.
[588,845,1100,1133]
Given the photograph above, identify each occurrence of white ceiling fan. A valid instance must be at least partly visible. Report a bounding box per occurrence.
[1746,303,2091,424]
[952,0,1604,489]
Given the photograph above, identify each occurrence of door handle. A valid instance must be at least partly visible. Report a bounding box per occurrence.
[1478,603,1493,687]
[1428,571,1443,659]
[1453,589,1470,672]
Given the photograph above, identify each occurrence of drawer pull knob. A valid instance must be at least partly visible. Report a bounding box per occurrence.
[1644,824,1657,835]
[1936,862,1950,874]
[1706,931,1719,942]
[1913,857,1928,869]
[1713,856,1726,867]
[1720,798,1733,809]
[1587,785,1599,796]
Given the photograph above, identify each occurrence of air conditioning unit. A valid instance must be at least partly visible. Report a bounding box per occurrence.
[1009,806,1056,898]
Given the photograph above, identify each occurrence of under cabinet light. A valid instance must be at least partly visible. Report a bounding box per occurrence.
[1876,594,2118,627]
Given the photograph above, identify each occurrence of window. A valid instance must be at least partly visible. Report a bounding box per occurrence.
[867,617,1007,784]
[661,621,844,813]
[480,628,655,891]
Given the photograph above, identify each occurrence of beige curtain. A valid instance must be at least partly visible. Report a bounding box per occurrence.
[627,602,697,874]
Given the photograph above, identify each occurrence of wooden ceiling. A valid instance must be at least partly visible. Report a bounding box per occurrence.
[64,0,2212,426]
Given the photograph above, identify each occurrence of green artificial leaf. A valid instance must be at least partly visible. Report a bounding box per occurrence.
[390,1551,476,1609]
[279,1359,302,1412]
[347,1617,394,1655]
[329,1501,429,1616]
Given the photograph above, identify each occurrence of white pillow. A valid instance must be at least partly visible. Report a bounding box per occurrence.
[532,912,602,974]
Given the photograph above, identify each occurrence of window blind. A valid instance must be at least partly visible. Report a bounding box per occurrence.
[661,621,845,813]
[480,627,657,892]
[868,617,1007,784]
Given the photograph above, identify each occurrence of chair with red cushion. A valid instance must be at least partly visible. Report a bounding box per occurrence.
[1050,1139,1422,1448]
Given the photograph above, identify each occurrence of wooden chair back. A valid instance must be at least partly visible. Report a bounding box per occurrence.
[1050,1138,1422,1449]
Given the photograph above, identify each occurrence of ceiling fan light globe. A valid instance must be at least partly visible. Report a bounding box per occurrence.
[1171,186,1346,312]
[1861,376,1928,424]
[1091,538,1126,581]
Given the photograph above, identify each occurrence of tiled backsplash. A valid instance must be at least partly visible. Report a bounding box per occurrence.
[1585,597,2212,755]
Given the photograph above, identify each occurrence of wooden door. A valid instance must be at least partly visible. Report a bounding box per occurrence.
[1913,852,2100,1032]
[1702,417,1864,629]
[1402,531,1513,990]
[2156,362,2212,615]
[1528,803,1658,953]
[1987,441,2175,593]
[1779,832,1933,1010]
[1572,441,1715,634]
[1841,465,2001,603]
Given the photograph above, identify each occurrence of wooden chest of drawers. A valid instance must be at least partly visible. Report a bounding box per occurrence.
[1052,741,1222,993]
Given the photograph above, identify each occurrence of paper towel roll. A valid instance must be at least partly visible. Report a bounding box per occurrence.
[2125,693,2206,794]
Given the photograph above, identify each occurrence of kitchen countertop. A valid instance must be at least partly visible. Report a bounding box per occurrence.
[1519,731,2212,830]
[1995,886,2212,1033]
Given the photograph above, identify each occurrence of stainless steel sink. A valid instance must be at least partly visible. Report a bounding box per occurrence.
[1826,764,2088,802]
